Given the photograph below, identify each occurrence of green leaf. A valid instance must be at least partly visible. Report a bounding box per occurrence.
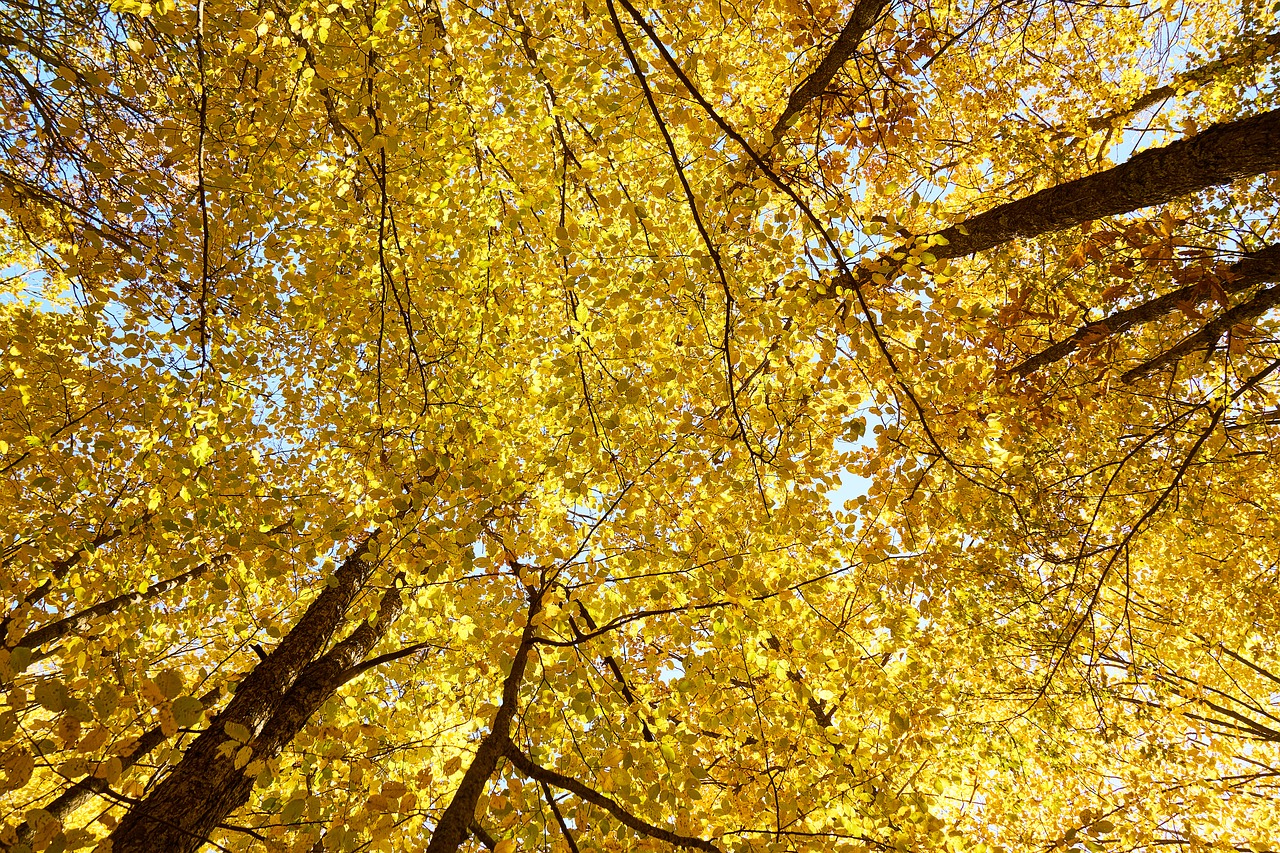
[224,721,252,743]
[281,797,306,824]
[8,646,31,675]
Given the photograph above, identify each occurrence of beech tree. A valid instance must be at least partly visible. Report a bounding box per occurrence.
[2,0,1280,851]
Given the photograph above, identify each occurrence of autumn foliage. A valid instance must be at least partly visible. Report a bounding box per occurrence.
[2,0,1280,851]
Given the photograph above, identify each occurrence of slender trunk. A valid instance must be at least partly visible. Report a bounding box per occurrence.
[106,532,381,852]
[769,0,890,142]
[424,589,543,853]
[1014,243,1280,375]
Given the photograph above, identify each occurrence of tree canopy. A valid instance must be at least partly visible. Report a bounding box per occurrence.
[2,0,1280,851]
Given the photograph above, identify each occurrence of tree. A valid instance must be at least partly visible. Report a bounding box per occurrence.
[2,0,1279,851]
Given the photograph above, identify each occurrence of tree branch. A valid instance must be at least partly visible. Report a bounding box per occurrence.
[1014,243,1280,376]
[339,639,443,684]
[424,588,544,853]
[770,0,891,143]
[541,780,582,853]
[13,685,222,846]
[17,556,226,658]
[1122,282,1280,381]
[505,743,722,852]
[1065,32,1280,137]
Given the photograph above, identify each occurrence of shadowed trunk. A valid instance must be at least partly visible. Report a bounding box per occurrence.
[930,109,1280,260]
[107,581,406,852]
[106,532,383,852]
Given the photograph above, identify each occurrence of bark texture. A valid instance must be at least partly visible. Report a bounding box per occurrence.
[829,109,1280,296]
[929,109,1280,261]
[107,533,382,853]
[112,583,406,852]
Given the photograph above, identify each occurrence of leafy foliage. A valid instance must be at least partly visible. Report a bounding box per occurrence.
[2,0,1280,851]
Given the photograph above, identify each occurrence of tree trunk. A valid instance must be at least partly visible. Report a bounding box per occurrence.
[930,108,1280,261]
[831,109,1280,295]
[106,533,381,852]
[424,589,542,853]
[107,582,405,852]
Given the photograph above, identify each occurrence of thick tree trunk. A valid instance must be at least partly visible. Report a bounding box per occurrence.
[831,109,1280,295]
[929,109,1280,261]
[107,582,405,852]
[106,533,382,852]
